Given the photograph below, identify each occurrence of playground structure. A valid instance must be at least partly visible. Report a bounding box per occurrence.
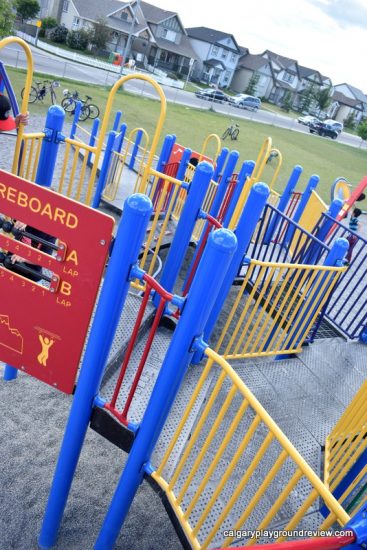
[0,36,367,549]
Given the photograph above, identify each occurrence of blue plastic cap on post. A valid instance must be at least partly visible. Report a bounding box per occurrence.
[325,237,349,266]
[125,193,153,216]
[251,181,270,199]
[328,198,344,218]
[45,105,65,131]
[209,227,238,255]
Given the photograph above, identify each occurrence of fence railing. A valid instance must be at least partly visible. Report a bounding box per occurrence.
[57,137,97,203]
[310,213,367,340]
[324,379,367,520]
[152,347,350,550]
[215,258,345,359]
[18,132,44,181]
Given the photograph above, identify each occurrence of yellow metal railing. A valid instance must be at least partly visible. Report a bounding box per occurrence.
[324,380,367,518]
[198,133,221,163]
[18,132,44,181]
[57,138,95,202]
[152,348,349,549]
[215,259,345,360]
[192,179,218,243]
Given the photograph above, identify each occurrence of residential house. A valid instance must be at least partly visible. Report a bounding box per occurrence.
[186,27,241,88]
[295,65,332,113]
[261,50,300,105]
[231,52,273,98]
[59,1,196,74]
[329,83,367,125]
[140,1,197,76]
[39,0,64,20]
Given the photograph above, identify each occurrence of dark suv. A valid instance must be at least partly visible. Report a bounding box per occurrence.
[195,88,229,103]
[309,121,338,139]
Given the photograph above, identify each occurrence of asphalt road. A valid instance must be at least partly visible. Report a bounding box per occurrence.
[1,41,366,150]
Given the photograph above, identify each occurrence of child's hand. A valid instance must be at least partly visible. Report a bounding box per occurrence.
[10,254,26,264]
[14,221,27,231]
[15,112,29,128]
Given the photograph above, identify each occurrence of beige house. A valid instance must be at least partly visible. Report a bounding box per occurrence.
[329,84,367,125]
[231,53,273,97]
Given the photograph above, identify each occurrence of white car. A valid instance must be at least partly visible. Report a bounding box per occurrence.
[297,115,319,126]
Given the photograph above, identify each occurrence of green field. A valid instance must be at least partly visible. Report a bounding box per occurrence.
[6,67,367,203]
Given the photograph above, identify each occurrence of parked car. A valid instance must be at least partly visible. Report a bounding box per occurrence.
[195,88,229,103]
[309,121,338,139]
[323,119,343,133]
[297,115,319,126]
[229,94,261,111]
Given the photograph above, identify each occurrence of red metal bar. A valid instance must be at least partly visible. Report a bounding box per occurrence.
[182,215,222,297]
[107,285,152,411]
[218,176,238,223]
[212,534,356,550]
[143,273,174,302]
[121,297,167,418]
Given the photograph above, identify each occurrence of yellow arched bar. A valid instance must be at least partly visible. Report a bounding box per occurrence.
[198,133,221,164]
[85,73,166,204]
[0,36,33,174]
[229,137,273,229]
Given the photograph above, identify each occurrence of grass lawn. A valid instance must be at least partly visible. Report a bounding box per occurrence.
[6,67,367,204]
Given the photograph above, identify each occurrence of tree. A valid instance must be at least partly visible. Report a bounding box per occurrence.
[343,111,356,130]
[14,0,40,22]
[299,83,316,113]
[281,90,293,112]
[0,0,15,38]
[66,29,90,51]
[90,16,110,50]
[39,16,57,37]
[245,72,260,96]
[357,119,367,141]
[314,86,332,113]
[49,24,68,44]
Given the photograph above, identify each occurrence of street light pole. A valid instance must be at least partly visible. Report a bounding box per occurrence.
[120,0,140,75]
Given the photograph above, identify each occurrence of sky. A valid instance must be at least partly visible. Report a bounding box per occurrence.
[151,0,367,92]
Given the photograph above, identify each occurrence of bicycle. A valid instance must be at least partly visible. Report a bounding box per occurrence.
[222,121,240,140]
[61,89,100,121]
[21,80,60,105]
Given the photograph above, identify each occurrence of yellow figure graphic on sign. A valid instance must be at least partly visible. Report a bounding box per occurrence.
[37,335,55,366]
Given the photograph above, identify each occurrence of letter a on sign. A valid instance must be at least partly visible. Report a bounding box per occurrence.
[0,170,114,393]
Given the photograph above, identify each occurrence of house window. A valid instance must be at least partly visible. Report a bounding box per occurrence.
[283,72,294,84]
[162,28,176,41]
[120,12,128,20]
[212,45,219,56]
[72,17,80,29]
[62,0,69,12]
[230,53,236,63]
[221,49,227,60]
[223,70,231,82]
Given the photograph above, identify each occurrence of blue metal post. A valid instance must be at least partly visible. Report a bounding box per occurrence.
[116,123,127,154]
[209,150,239,218]
[92,131,117,209]
[112,110,122,132]
[176,148,192,181]
[153,161,214,307]
[35,106,65,188]
[222,160,255,228]
[155,134,176,175]
[193,182,270,363]
[87,118,100,167]
[0,75,4,93]
[263,165,303,244]
[282,237,348,354]
[212,147,229,182]
[69,101,81,140]
[344,504,367,548]
[38,194,153,550]
[0,62,19,116]
[94,228,237,549]
[128,129,143,170]
[283,174,320,245]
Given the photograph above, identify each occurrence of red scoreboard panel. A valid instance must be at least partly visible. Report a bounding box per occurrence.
[0,170,114,393]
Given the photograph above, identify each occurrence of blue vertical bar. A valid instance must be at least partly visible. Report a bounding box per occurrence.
[176,148,192,181]
[209,150,239,218]
[128,129,143,170]
[38,194,153,550]
[222,160,255,228]
[212,147,229,181]
[92,131,117,209]
[69,101,81,140]
[94,228,237,549]
[35,106,65,188]
[155,134,176,174]
[116,123,127,154]
[112,110,122,132]
[307,199,343,264]
[153,161,214,307]
[87,118,100,167]
[263,165,303,244]
[193,182,270,363]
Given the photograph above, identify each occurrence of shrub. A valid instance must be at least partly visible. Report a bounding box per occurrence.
[49,24,68,44]
[39,16,57,37]
[66,29,90,51]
